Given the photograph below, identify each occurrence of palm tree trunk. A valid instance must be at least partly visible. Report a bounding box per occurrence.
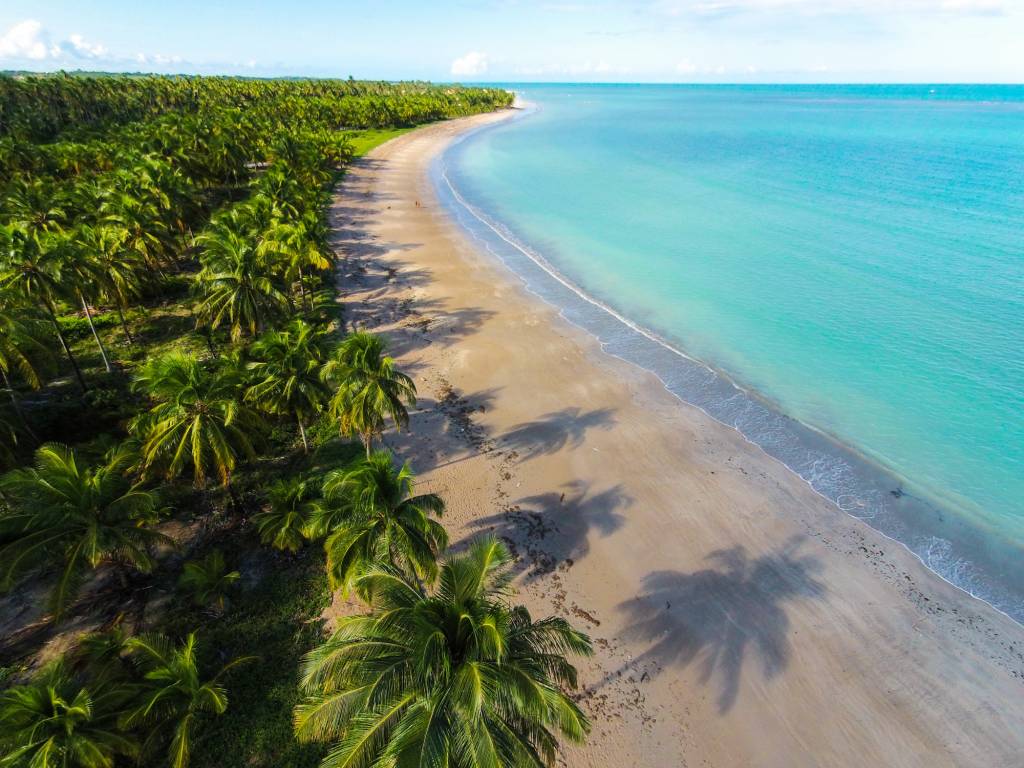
[1,368,38,442]
[43,297,87,393]
[79,291,112,373]
[298,266,309,311]
[116,304,135,346]
[297,416,309,454]
[226,479,243,515]
[202,328,217,356]
[363,432,372,459]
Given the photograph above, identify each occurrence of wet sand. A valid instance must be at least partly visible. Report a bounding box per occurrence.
[327,110,1024,767]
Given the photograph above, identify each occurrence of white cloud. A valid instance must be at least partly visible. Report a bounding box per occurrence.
[451,51,489,77]
[0,19,56,60]
[676,58,698,73]
[0,19,111,63]
[65,33,107,58]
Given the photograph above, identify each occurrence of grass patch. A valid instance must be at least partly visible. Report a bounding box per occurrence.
[163,534,332,768]
[345,127,414,157]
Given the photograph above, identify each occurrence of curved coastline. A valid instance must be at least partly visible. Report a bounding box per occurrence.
[430,104,1024,624]
[334,110,1024,766]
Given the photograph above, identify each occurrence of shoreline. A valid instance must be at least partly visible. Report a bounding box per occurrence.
[329,110,1024,767]
[432,120,1024,627]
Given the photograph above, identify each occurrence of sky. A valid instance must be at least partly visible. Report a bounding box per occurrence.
[0,1,1021,83]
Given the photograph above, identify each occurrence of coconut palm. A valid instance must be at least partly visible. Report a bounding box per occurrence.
[0,225,88,392]
[100,186,176,273]
[2,178,67,242]
[323,332,416,458]
[178,550,240,613]
[194,224,288,342]
[0,298,55,439]
[121,632,253,768]
[86,221,150,347]
[258,220,330,311]
[0,660,138,768]
[246,318,332,453]
[293,537,592,768]
[67,225,121,374]
[311,450,446,594]
[0,442,170,619]
[254,476,318,553]
[131,352,263,491]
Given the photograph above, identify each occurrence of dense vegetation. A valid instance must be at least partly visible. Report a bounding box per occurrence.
[0,74,588,768]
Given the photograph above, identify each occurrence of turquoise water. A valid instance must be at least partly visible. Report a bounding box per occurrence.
[436,84,1024,620]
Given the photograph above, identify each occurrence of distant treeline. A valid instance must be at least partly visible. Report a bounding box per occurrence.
[0,73,514,143]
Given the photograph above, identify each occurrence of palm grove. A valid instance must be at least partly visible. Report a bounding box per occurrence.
[0,74,593,768]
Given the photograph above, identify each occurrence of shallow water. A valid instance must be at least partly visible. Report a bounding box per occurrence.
[434,84,1024,621]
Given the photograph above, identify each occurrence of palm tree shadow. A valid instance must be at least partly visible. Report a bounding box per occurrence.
[500,407,616,461]
[468,481,629,579]
[614,537,826,714]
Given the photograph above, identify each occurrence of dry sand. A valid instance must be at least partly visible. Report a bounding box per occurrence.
[327,110,1024,767]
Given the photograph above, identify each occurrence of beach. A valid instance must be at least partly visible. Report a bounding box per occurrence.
[328,109,1024,767]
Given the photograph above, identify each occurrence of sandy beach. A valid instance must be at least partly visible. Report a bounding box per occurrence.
[328,109,1024,767]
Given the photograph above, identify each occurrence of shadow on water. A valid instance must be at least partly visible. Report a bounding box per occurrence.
[469,480,629,579]
[500,407,616,461]
[613,536,827,713]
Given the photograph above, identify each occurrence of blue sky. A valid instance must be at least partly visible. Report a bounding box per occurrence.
[1,1,1021,83]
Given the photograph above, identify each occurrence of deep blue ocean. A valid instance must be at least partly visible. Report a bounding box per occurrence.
[434,84,1024,621]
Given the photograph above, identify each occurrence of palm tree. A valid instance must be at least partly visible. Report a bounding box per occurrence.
[178,550,240,613]
[0,660,138,768]
[0,443,170,619]
[67,225,120,374]
[85,220,150,347]
[194,224,288,342]
[121,633,253,768]
[246,318,332,453]
[131,352,263,492]
[2,179,67,243]
[0,298,55,439]
[293,537,593,768]
[311,450,446,595]
[0,225,88,392]
[254,476,318,553]
[100,186,176,273]
[258,221,330,311]
[323,333,416,457]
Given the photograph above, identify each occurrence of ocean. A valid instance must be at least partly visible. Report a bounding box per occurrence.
[432,84,1024,621]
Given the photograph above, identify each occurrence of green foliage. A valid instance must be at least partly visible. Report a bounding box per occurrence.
[345,128,414,158]
[55,310,120,339]
[0,442,171,618]
[323,332,417,457]
[255,476,320,553]
[178,550,241,613]
[311,450,447,595]
[0,659,139,768]
[0,75,513,145]
[293,537,593,768]
[181,544,332,768]
[121,632,254,768]
[131,352,264,488]
[246,318,334,453]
